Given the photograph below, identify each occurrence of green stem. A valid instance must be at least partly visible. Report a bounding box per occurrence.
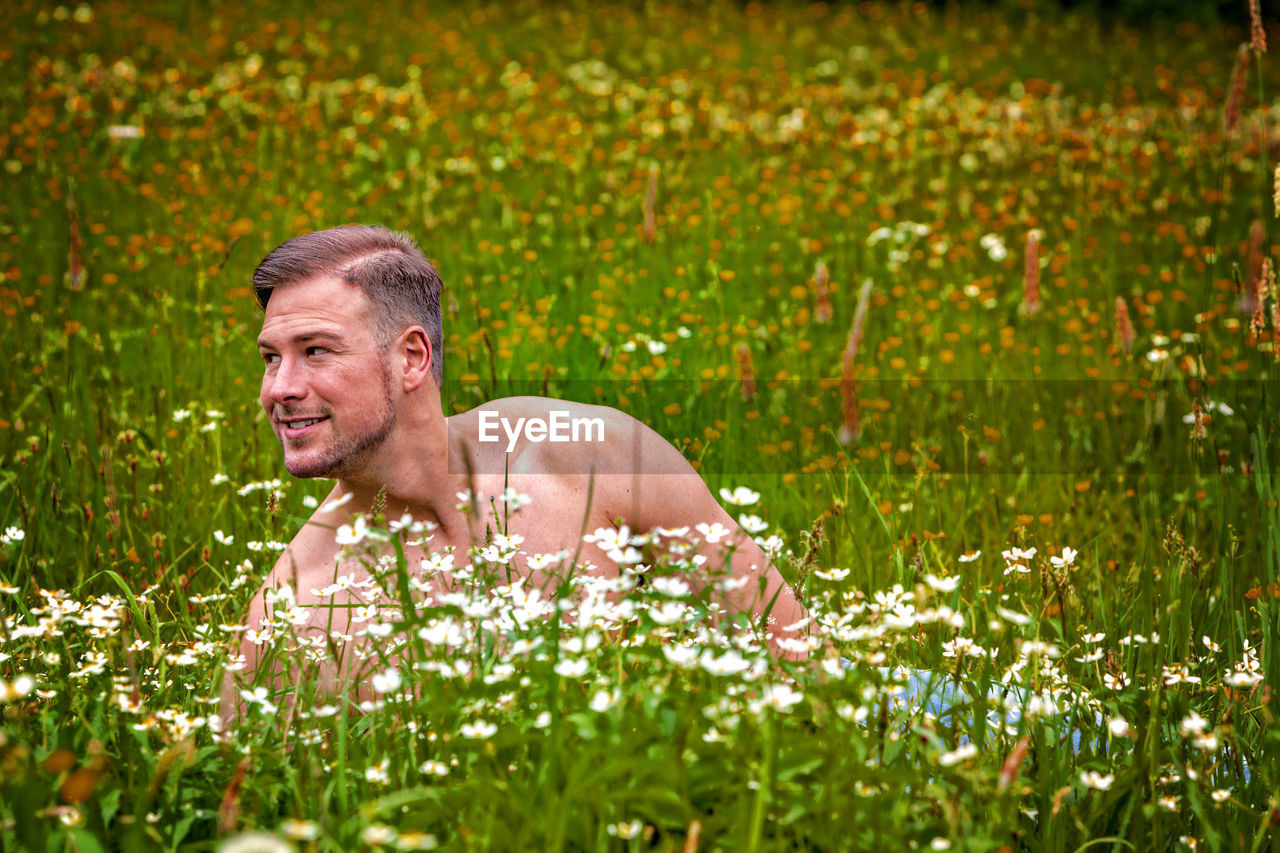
[745,713,775,852]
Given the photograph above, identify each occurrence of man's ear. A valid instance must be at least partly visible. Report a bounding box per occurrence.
[398,326,433,392]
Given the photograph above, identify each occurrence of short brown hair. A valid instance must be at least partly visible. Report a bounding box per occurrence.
[252,225,445,385]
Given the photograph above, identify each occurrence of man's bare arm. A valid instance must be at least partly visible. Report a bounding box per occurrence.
[600,416,812,656]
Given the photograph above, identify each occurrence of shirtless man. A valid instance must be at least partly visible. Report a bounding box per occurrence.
[233,225,810,703]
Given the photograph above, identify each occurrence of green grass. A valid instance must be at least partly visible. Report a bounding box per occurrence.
[1,0,1279,849]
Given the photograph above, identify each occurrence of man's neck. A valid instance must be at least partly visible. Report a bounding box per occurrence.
[329,413,480,543]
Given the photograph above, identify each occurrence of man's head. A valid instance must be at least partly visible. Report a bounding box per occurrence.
[252,225,444,386]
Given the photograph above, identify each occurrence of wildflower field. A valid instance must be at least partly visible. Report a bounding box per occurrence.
[3,0,1280,849]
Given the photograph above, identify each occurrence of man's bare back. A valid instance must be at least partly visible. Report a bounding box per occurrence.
[249,397,800,648]
[230,226,810,709]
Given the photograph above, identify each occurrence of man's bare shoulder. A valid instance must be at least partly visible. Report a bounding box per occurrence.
[262,485,346,587]
[449,396,688,477]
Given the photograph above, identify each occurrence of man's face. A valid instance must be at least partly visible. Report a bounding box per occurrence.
[257,276,397,480]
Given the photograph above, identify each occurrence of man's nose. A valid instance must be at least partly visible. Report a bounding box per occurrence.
[265,358,306,404]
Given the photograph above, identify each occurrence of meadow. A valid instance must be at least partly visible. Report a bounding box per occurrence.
[2,0,1280,849]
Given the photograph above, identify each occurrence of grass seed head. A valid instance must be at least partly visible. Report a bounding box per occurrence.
[735,343,757,401]
[643,165,658,244]
[1225,44,1250,131]
[1115,297,1135,353]
[813,261,833,324]
[1022,231,1040,316]
[1251,257,1271,338]
[1251,0,1267,54]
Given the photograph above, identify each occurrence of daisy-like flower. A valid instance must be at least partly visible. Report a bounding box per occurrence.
[217,832,293,853]
[662,645,699,668]
[1103,672,1130,690]
[1211,789,1230,803]
[420,551,455,575]
[942,637,986,659]
[924,573,960,593]
[213,530,234,545]
[700,649,752,676]
[1226,669,1263,687]
[0,674,35,702]
[695,522,731,544]
[554,658,589,678]
[651,577,690,597]
[320,492,354,513]
[813,568,850,582]
[494,487,532,511]
[335,517,369,546]
[1108,716,1133,738]
[279,819,319,841]
[938,743,979,766]
[1079,770,1114,790]
[1049,546,1077,568]
[238,687,278,716]
[996,607,1032,626]
[525,551,568,571]
[584,525,639,552]
[607,545,644,565]
[719,486,760,506]
[361,823,396,845]
[750,683,804,714]
[371,668,402,695]
[492,532,524,552]
[958,550,981,563]
[460,720,498,739]
[589,689,620,712]
[1179,711,1209,738]
[395,831,438,850]
[607,821,644,840]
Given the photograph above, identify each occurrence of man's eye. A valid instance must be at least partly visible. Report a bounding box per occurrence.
[262,353,280,365]
[306,346,328,356]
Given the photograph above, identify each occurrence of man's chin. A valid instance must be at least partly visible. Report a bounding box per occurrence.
[283,455,339,479]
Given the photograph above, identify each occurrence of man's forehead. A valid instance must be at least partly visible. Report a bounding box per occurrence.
[256,327,346,348]
[265,273,365,304]
[258,275,375,333]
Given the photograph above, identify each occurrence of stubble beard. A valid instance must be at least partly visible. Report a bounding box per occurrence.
[283,367,397,480]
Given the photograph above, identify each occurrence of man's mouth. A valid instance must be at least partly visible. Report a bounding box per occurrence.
[280,415,330,438]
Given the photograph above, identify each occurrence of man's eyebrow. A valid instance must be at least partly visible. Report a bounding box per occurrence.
[257,330,343,349]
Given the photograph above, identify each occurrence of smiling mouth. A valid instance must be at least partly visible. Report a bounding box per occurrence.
[280,415,330,436]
